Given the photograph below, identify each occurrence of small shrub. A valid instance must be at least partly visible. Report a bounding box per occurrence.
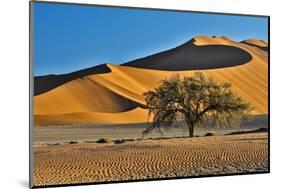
[114,139,126,144]
[256,128,268,132]
[96,138,111,143]
[48,143,60,146]
[227,127,268,135]
[205,132,215,137]
[69,141,78,144]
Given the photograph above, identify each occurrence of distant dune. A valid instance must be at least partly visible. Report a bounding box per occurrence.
[34,36,268,126]
[242,38,268,47]
[241,38,268,51]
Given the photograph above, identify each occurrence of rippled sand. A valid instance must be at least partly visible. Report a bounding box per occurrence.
[33,133,268,186]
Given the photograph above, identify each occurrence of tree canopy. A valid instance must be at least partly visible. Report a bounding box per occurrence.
[143,72,253,137]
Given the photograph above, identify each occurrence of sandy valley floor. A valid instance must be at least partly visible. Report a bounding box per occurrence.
[33,132,268,186]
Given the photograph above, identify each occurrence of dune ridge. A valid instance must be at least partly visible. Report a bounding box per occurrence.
[34,36,268,126]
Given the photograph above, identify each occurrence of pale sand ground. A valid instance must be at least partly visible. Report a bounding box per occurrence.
[34,114,268,144]
[33,133,268,186]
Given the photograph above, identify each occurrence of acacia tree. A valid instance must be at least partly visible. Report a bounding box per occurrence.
[143,72,253,137]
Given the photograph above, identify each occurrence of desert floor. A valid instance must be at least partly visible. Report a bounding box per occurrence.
[34,115,268,144]
[33,132,268,186]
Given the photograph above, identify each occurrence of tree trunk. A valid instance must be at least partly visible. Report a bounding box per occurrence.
[184,114,195,137]
[189,124,194,137]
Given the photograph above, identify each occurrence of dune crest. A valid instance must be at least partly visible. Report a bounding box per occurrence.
[34,36,268,126]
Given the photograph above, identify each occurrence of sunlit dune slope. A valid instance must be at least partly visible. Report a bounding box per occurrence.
[34,107,151,126]
[34,36,268,126]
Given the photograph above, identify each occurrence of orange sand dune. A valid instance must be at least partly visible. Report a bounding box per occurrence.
[34,36,268,126]
[242,38,268,47]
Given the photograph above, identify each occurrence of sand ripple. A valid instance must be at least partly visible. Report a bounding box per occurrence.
[34,133,268,186]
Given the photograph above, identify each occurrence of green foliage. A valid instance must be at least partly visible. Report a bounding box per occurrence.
[143,72,253,137]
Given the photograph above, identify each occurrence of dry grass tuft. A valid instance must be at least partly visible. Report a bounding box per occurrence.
[96,138,112,143]
[205,132,215,137]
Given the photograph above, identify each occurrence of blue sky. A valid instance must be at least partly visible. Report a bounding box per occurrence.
[34,2,268,76]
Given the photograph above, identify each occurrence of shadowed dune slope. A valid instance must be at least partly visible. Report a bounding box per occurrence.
[34,36,268,126]
[122,38,252,70]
